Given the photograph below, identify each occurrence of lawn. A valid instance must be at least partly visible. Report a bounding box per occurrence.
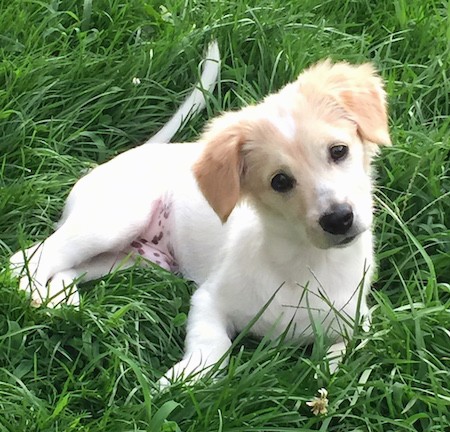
[1,0,449,431]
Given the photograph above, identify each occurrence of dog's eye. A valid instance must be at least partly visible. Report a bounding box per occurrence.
[271,173,295,193]
[329,144,348,162]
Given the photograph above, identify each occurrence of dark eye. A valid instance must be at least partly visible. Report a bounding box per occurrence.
[271,172,296,193]
[329,144,349,162]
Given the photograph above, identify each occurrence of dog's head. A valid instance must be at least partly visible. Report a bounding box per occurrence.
[193,60,390,249]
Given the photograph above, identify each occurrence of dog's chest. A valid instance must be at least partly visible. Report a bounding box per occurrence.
[227,274,365,342]
[220,236,372,341]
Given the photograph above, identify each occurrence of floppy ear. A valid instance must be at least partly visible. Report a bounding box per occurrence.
[301,61,391,146]
[193,112,247,223]
[337,63,391,146]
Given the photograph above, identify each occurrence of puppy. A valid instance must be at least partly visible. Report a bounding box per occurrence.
[11,54,390,386]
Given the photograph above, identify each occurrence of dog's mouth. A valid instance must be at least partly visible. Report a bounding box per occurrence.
[338,234,357,246]
[307,222,368,250]
[310,231,360,250]
[323,233,359,249]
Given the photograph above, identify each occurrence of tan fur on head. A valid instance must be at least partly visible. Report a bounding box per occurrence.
[194,59,391,225]
[298,60,391,146]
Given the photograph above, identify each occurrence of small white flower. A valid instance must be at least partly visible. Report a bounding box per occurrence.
[132,77,141,85]
[306,388,329,416]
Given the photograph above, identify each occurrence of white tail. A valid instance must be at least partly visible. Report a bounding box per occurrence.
[146,41,220,144]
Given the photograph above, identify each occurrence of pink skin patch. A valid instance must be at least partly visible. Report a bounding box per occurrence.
[124,198,178,272]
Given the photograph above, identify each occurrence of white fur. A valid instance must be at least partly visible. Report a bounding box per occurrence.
[266,111,297,141]
[146,41,220,144]
[11,57,390,387]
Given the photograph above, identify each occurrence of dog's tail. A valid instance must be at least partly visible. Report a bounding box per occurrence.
[146,41,220,144]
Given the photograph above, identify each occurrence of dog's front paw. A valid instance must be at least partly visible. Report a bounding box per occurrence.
[326,341,347,374]
[158,357,209,390]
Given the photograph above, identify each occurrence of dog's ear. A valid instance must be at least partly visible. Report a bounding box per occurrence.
[302,60,391,146]
[193,112,247,223]
[337,63,391,146]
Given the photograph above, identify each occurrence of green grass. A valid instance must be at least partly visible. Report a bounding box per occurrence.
[1,0,449,430]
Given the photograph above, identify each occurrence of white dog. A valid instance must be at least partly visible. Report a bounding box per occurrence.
[11,44,391,385]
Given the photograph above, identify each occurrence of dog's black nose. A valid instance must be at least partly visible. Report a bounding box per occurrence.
[319,203,353,235]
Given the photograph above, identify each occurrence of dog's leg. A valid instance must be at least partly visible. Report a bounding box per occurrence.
[10,210,148,306]
[45,252,136,307]
[159,288,232,388]
[325,304,371,374]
